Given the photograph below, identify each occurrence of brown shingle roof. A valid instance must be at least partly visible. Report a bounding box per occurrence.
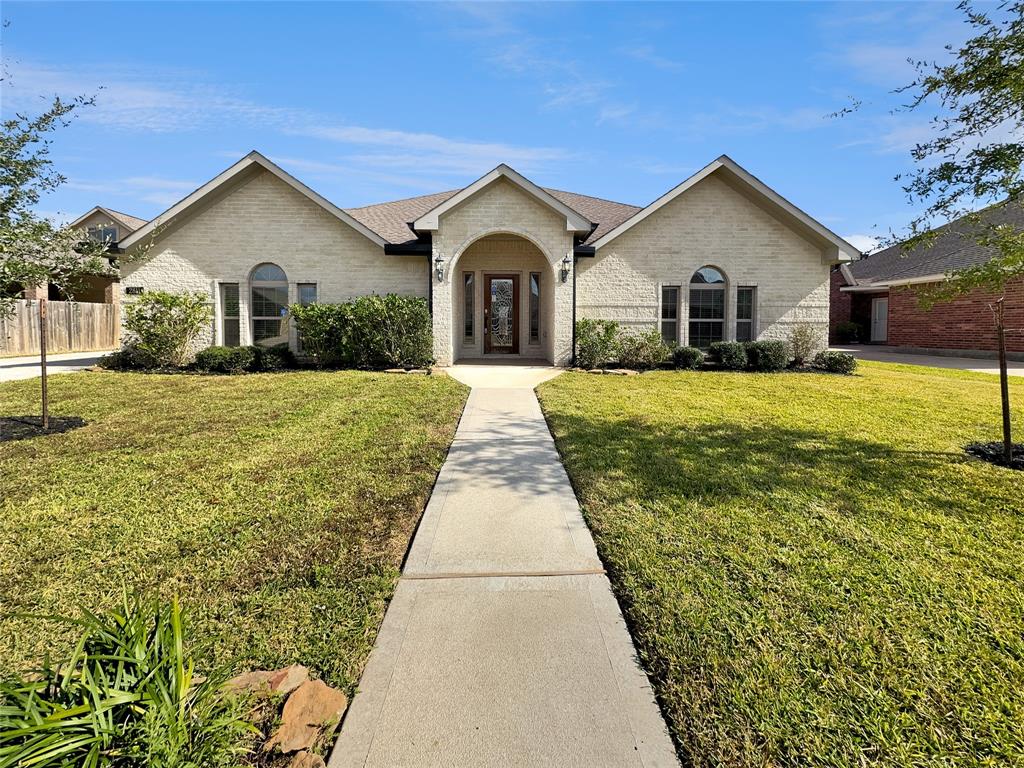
[105,208,149,233]
[343,187,641,245]
[848,200,1024,284]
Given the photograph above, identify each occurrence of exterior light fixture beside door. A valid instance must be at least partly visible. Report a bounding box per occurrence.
[434,253,445,282]
[560,254,572,283]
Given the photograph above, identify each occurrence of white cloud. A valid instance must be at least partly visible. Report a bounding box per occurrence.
[618,44,684,71]
[63,176,199,207]
[842,234,881,253]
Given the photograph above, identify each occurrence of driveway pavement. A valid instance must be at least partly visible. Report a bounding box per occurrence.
[0,351,112,382]
[330,365,678,767]
[833,346,1024,377]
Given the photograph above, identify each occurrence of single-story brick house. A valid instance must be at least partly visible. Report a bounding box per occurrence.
[110,151,858,365]
[830,201,1024,357]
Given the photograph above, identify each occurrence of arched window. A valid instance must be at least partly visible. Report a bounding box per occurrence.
[688,266,726,348]
[250,262,289,346]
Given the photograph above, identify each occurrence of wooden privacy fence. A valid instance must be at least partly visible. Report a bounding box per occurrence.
[0,300,119,356]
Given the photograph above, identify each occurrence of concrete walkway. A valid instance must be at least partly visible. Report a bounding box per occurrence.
[833,346,1024,377]
[329,365,679,768]
[0,350,113,382]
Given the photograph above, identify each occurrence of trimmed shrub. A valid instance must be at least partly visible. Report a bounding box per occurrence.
[193,346,257,374]
[708,341,748,370]
[788,323,822,366]
[0,592,252,766]
[748,340,791,372]
[575,318,619,369]
[813,350,858,375]
[672,346,705,370]
[291,302,352,368]
[834,320,863,344]
[98,343,156,371]
[123,290,212,368]
[617,329,669,371]
[347,294,433,368]
[253,343,297,371]
[291,295,432,369]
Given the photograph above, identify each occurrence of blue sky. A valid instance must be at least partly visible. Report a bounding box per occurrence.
[1,1,978,250]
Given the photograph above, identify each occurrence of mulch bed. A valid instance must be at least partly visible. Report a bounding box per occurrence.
[0,416,87,443]
[965,441,1024,471]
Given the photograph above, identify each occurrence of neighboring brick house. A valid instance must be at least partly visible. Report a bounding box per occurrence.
[830,201,1024,357]
[111,151,859,365]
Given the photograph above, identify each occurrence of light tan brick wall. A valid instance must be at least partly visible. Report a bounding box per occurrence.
[431,178,574,365]
[119,169,426,350]
[578,173,831,350]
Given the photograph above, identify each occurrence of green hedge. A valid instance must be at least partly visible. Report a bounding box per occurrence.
[672,346,705,370]
[192,344,296,374]
[617,329,669,370]
[708,341,748,370]
[575,319,620,370]
[291,294,432,369]
[813,350,858,375]
[747,340,791,372]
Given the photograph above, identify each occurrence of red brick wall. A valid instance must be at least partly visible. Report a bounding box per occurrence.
[828,269,851,343]
[888,276,1024,353]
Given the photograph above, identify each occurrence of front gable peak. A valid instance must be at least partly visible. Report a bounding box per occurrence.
[412,164,593,235]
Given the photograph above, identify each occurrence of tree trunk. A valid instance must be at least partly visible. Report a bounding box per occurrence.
[39,297,49,430]
[993,298,1012,464]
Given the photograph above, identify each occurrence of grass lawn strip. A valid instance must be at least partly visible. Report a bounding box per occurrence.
[539,361,1024,767]
[0,370,467,693]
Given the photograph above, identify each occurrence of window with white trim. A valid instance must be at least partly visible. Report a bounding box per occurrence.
[220,283,240,347]
[688,266,726,348]
[735,286,756,342]
[296,282,317,353]
[87,225,118,245]
[660,286,680,344]
[250,263,289,346]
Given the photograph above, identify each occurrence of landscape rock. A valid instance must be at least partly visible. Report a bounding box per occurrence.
[288,751,326,768]
[268,664,309,695]
[266,679,348,754]
[225,670,274,694]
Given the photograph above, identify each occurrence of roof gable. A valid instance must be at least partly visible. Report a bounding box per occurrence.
[117,151,386,250]
[590,155,860,262]
[411,164,593,235]
[69,206,148,234]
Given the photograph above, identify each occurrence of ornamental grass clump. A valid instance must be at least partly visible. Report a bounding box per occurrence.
[0,592,253,768]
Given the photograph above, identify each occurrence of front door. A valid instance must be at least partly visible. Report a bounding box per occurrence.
[484,274,519,354]
[871,297,888,343]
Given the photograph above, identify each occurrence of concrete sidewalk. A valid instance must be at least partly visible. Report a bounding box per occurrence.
[0,350,113,382]
[330,368,678,767]
[833,346,1024,376]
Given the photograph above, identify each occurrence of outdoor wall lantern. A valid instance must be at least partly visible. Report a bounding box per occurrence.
[434,253,445,282]
[560,254,572,283]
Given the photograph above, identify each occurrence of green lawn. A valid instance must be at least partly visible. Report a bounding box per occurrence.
[538,362,1024,768]
[0,370,467,692]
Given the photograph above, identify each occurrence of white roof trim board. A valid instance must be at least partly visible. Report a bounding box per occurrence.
[840,272,949,291]
[118,151,387,250]
[590,155,861,262]
[412,164,593,234]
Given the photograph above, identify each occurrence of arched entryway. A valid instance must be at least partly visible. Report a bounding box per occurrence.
[453,234,557,364]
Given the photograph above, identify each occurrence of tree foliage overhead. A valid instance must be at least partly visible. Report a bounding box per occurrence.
[897,0,1024,302]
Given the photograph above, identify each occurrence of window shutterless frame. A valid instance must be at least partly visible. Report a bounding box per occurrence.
[660,285,680,344]
[463,272,474,341]
[529,272,541,343]
[250,263,289,346]
[295,283,317,353]
[735,286,756,342]
[219,283,240,347]
[688,266,726,349]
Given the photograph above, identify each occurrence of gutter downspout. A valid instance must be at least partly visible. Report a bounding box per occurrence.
[571,255,577,367]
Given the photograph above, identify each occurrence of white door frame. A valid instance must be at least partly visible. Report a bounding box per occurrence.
[870,296,889,343]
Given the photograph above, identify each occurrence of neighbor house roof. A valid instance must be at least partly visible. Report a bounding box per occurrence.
[846,200,1024,286]
[69,206,149,234]
[344,187,641,246]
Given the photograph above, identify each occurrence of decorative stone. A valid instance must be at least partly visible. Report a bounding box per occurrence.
[266,680,348,754]
[268,664,309,695]
[288,751,326,768]
[225,670,274,694]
